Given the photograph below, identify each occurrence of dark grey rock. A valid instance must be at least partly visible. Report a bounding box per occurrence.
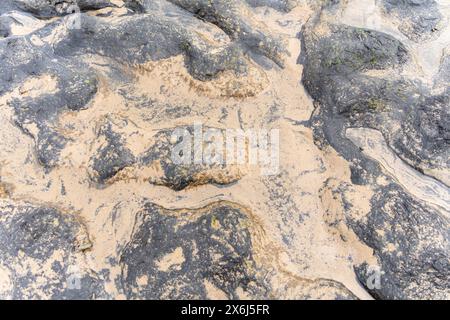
[53,12,248,81]
[140,126,241,191]
[0,0,17,15]
[0,32,98,167]
[90,122,136,185]
[0,15,13,37]
[301,6,450,300]
[13,0,117,17]
[393,94,450,172]
[349,185,450,300]
[436,50,450,87]
[301,20,449,180]
[0,201,107,299]
[88,123,242,189]
[301,24,409,100]
[245,0,298,12]
[383,0,442,42]
[120,202,268,299]
[165,0,288,67]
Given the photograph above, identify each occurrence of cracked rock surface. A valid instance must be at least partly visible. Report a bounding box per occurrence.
[0,0,448,300]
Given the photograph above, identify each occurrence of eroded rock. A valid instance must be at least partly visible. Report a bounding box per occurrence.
[0,200,106,299]
[0,0,448,301]
[120,202,267,299]
[13,0,118,17]
[89,121,135,184]
[164,0,288,67]
[350,186,449,300]
[301,13,449,183]
[0,2,286,169]
[382,0,443,42]
[89,123,244,189]
[301,3,450,299]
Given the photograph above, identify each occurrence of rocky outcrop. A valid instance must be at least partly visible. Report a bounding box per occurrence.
[13,1,118,17]
[0,0,288,170]
[301,1,450,299]
[352,186,449,300]
[0,200,106,299]
[0,0,448,300]
[89,123,243,189]
[301,15,449,180]
[382,0,443,42]
[120,202,267,299]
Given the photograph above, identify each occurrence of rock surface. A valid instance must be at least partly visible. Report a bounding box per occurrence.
[0,0,448,300]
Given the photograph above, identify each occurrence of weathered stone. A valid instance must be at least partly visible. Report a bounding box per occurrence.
[88,124,243,189]
[13,0,118,17]
[140,126,243,190]
[301,3,450,300]
[382,0,443,42]
[1,0,448,301]
[120,202,267,299]
[245,0,299,12]
[89,122,136,185]
[0,0,17,15]
[165,0,288,67]
[301,16,449,181]
[0,200,106,299]
[349,185,450,300]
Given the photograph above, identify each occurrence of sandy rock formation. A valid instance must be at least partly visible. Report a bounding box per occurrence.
[0,0,448,300]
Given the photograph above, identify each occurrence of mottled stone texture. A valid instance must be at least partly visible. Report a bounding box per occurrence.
[120,202,267,299]
[0,201,107,299]
[351,186,449,300]
[382,0,442,42]
[0,0,448,300]
[301,2,449,299]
